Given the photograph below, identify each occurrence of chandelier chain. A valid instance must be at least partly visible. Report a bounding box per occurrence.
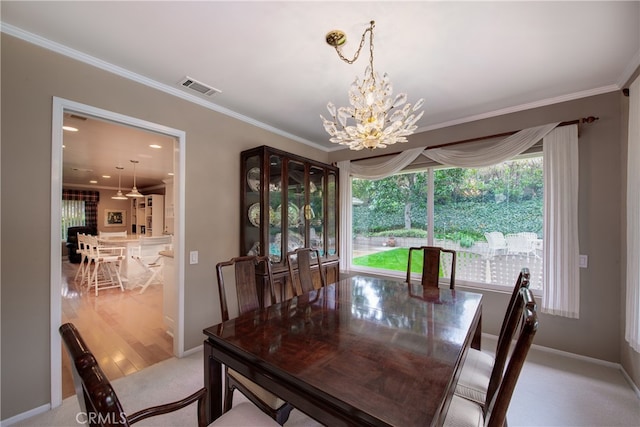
[334,21,375,67]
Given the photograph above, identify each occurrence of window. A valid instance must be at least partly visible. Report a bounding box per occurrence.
[350,155,543,291]
[61,199,86,240]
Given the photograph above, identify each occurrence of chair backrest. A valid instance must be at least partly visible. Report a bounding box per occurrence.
[60,323,131,427]
[485,232,508,256]
[216,255,276,322]
[60,322,207,427]
[99,230,128,239]
[485,288,538,427]
[406,246,456,289]
[287,247,326,296]
[497,268,530,350]
[485,280,532,408]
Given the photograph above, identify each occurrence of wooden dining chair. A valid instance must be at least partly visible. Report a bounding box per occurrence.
[455,268,531,407]
[60,322,277,427]
[286,247,327,296]
[216,255,294,424]
[444,288,539,427]
[406,246,457,289]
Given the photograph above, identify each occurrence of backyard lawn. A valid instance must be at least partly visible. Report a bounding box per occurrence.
[353,248,426,274]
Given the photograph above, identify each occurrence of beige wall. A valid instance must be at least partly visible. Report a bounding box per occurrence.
[2,33,638,420]
[0,35,330,419]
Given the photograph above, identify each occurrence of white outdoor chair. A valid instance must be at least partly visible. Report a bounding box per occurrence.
[505,233,537,256]
[132,235,172,294]
[484,232,507,257]
[85,234,126,296]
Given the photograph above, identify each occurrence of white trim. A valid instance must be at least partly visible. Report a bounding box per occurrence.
[0,403,51,427]
[50,99,64,407]
[50,97,187,407]
[1,23,327,152]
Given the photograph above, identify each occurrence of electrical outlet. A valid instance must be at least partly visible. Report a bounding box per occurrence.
[190,251,198,265]
[579,254,588,268]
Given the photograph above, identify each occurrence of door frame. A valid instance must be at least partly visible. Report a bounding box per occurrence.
[50,96,186,407]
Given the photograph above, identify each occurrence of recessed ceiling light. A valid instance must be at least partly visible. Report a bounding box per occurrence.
[168,172,174,176]
[63,126,78,132]
[102,175,111,179]
[149,144,162,149]
[89,180,98,184]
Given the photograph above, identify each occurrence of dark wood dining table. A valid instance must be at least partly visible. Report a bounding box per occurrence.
[203,274,482,426]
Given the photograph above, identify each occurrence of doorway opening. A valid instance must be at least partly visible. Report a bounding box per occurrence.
[50,97,186,407]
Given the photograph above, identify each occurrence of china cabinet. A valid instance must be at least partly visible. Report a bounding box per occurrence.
[241,146,339,300]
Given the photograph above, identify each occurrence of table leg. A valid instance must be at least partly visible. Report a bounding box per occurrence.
[471,312,482,350]
[204,340,222,424]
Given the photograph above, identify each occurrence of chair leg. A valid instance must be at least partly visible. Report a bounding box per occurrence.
[224,384,235,413]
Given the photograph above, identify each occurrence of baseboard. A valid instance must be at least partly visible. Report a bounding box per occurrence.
[182,343,203,357]
[0,403,51,427]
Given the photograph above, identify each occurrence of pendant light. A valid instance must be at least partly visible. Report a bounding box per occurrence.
[126,160,144,198]
[111,166,128,200]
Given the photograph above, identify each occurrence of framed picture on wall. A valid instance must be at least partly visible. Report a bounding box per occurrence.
[104,209,126,227]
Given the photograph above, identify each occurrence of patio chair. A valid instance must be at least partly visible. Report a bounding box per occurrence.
[505,233,536,256]
[484,231,507,257]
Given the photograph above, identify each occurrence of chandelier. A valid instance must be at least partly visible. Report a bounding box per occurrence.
[320,20,424,151]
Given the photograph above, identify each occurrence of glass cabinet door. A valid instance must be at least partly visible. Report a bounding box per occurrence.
[268,155,283,263]
[327,170,337,256]
[308,165,325,255]
[286,160,305,254]
[244,154,261,257]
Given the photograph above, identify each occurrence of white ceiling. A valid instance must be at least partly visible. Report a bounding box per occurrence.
[2,1,639,187]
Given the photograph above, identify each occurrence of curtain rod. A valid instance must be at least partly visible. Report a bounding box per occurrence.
[356,116,599,162]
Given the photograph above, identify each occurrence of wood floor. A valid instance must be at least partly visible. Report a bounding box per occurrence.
[61,260,173,398]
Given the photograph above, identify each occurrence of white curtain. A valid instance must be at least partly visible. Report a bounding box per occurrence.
[626,75,640,352]
[350,147,425,179]
[542,125,580,318]
[337,160,352,271]
[425,123,559,167]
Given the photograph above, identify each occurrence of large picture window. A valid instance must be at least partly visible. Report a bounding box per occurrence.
[350,155,544,291]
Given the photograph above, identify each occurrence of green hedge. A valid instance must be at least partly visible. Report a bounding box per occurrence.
[353,199,542,242]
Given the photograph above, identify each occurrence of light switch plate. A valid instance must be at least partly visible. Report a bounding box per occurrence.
[579,254,588,268]
[190,251,198,265]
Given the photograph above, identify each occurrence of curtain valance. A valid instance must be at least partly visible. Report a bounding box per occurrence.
[62,189,100,202]
[424,122,559,167]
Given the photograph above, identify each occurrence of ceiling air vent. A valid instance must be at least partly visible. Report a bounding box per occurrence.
[179,76,222,97]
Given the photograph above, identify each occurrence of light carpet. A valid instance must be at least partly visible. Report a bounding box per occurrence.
[13,336,640,427]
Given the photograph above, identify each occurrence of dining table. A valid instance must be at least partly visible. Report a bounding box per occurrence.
[203,274,482,426]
